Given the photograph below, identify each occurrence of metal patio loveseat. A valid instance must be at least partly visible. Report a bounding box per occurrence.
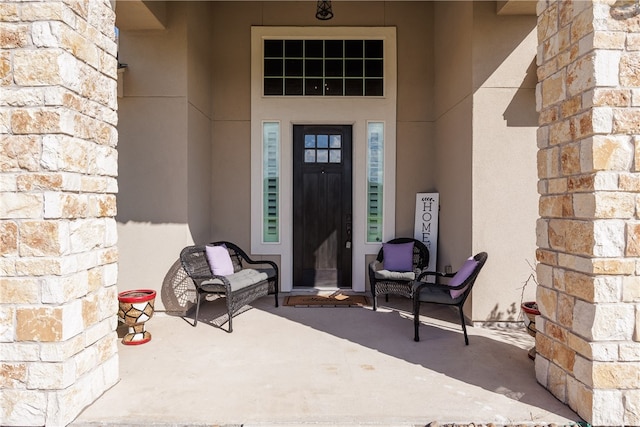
[179,241,279,332]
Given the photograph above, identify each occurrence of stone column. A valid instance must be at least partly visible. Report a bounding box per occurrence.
[0,1,119,425]
[536,0,640,425]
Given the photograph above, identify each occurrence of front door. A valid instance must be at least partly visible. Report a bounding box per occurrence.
[293,125,352,288]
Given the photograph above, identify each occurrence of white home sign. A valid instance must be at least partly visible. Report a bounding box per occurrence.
[414,193,439,276]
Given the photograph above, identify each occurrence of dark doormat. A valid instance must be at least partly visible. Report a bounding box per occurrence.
[284,293,369,307]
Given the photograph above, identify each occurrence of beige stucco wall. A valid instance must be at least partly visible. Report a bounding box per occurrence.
[433,1,538,322]
[392,2,436,237]
[210,2,255,246]
[116,2,212,309]
[471,2,538,322]
[115,1,537,320]
[433,1,474,278]
[187,3,213,242]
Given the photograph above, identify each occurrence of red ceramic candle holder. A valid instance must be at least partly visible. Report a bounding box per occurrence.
[117,289,157,345]
[521,301,540,360]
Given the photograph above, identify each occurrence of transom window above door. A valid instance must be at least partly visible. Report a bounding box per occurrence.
[263,39,384,97]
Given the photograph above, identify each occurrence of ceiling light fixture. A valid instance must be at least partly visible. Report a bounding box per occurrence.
[316,1,334,20]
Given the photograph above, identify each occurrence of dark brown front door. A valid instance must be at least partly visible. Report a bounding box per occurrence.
[293,125,352,288]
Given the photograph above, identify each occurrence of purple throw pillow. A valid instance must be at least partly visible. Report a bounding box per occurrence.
[382,242,414,272]
[205,244,234,276]
[449,257,479,299]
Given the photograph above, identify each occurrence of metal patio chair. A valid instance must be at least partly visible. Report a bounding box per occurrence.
[368,237,430,311]
[413,252,488,345]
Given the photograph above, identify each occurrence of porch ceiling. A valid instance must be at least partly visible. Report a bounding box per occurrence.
[114,0,537,30]
[496,0,537,15]
[115,0,166,30]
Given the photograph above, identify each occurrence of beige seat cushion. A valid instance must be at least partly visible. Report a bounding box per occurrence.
[202,269,268,291]
[374,270,415,281]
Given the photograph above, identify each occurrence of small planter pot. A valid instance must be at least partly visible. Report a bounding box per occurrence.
[118,289,157,345]
[521,301,540,360]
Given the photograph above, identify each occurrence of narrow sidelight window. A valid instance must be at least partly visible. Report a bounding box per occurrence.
[263,122,280,243]
[367,122,384,242]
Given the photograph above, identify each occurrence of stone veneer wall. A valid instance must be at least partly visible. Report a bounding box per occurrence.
[0,1,119,425]
[536,0,640,425]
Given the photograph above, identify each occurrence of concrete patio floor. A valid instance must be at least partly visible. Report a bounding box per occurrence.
[71,295,583,427]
